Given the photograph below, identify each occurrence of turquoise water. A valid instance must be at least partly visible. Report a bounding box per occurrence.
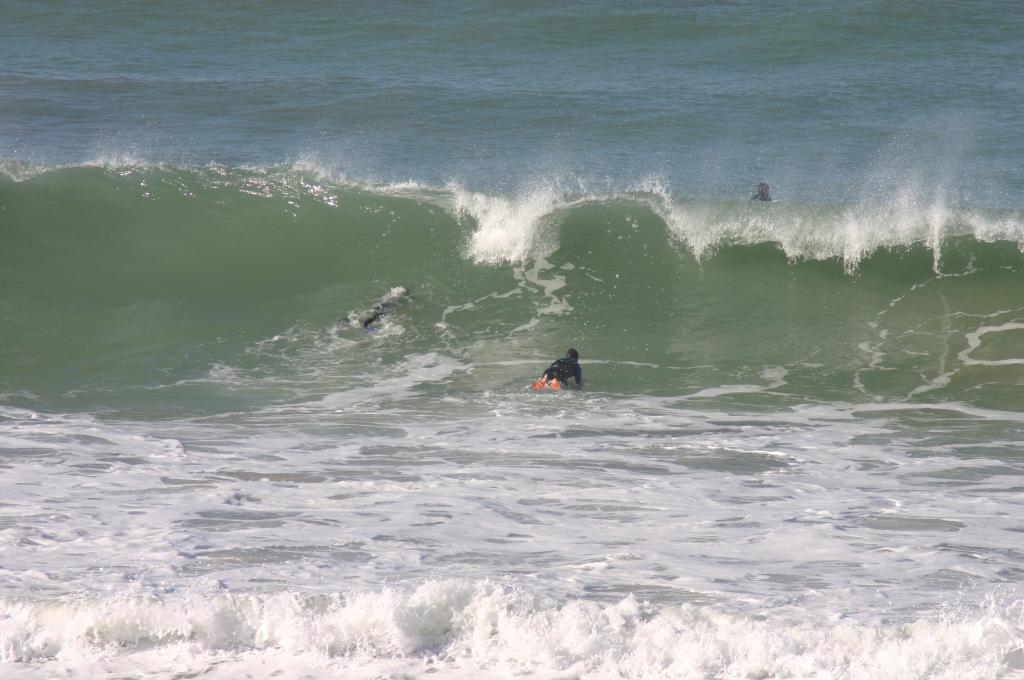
[3,3,1024,678]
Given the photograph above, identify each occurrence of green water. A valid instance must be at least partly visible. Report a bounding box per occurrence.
[3,167,1023,415]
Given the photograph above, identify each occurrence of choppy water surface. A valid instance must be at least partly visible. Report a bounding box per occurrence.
[3,2,1024,678]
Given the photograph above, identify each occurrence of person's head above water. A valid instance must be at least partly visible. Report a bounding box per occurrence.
[753,182,772,201]
[567,348,579,361]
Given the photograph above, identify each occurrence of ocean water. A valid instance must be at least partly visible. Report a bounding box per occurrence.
[3,2,1024,678]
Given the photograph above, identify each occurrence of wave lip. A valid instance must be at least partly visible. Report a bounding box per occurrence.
[7,161,1023,269]
[632,177,1024,272]
[448,183,572,264]
[2,581,1022,678]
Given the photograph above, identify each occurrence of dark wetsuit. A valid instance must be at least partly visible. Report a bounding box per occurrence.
[361,303,389,328]
[543,357,582,386]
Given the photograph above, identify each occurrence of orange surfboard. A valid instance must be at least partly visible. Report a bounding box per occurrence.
[531,380,561,390]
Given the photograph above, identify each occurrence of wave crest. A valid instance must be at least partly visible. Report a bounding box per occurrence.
[2,581,1021,678]
[3,161,1023,270]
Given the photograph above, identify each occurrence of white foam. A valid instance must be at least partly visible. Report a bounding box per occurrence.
[906,320,1024,397]
[632,177,1024,272]
[681,366,788,399]
[313,352,465,410]
[0,406,186,460]
[447,184,570,264]
[959,322,1024,366]
[1,582,1020,679]
[5,386,1024,678]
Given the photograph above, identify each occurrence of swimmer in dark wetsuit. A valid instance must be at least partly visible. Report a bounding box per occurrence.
[349,287,409,329]
[359,303,391,328]
[752,182,772,201]
[533,348,582,389]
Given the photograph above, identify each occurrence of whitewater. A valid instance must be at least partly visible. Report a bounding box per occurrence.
[2,163,1024,679]
[4,1,1024,678]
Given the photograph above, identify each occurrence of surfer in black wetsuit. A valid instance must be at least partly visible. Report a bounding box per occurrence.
[533,348,582,389]
[349,287,409,329]
[752,182,772,201]
[359,303,391,328]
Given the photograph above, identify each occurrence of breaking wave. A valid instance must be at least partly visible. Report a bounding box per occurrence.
[3,581,1022,679]
[3,161,1023,268]
[4,161,1024,411]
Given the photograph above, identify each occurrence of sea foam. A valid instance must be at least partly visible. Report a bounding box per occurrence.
[2,581,1022,679]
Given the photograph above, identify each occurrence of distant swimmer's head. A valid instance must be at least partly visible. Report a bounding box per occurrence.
[567,348,579,361]
[753,182,772,201]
